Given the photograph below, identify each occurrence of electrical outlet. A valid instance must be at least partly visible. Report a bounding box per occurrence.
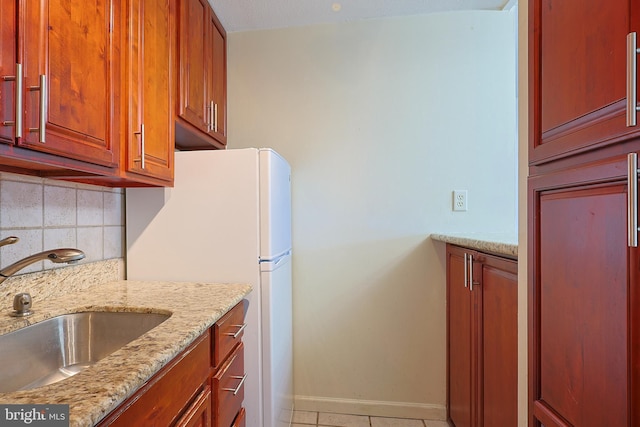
[453,190,468,211]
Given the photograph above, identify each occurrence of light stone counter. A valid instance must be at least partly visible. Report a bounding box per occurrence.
[431,232,518,259]
[0,280,252,427]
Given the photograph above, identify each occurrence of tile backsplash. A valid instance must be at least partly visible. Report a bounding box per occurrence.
[0,172,124,275]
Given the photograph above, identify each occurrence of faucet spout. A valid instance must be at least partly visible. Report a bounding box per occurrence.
[0,236,19,248]
[0,248,85,285]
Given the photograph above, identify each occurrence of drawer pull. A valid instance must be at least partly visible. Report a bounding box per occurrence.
[222,374,247,395]
[224,323,246,339]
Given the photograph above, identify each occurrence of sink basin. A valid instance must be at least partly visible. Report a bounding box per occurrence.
[0,311,170,392]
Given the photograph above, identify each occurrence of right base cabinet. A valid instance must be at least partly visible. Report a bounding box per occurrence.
[446,244,517,427]
[529,0,640,425]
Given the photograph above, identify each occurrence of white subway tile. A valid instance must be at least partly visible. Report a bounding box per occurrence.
[1,181,43,228]
[77,227,104,263]
[104,226,124,259]
[44,185,77,227]
[104,191,124,226]
[77,189,104,226]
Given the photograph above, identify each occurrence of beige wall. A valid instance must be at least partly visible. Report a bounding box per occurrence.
[517,0,528,426]
[227,10,517,419]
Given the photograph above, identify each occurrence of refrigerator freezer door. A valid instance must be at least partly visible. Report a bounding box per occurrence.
[259,149,292,261]
[261,253,293,427]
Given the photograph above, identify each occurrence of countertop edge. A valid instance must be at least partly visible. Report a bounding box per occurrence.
[431,233,518,259]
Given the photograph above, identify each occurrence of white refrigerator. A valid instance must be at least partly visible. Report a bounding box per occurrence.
[125,148,293,427]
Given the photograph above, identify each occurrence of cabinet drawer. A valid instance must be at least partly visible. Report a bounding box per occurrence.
[213,342,245,427]
[98,332,211,426]
[231,408,246,427]
[175,386,212,427]
[213,301,245,368]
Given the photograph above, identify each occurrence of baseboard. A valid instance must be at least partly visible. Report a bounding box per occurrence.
[293,395,447,421]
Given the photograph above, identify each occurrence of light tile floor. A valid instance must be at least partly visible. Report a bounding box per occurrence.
[291,411,451,427]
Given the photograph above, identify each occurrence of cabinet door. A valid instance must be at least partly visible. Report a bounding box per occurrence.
[530,0,640,164]
[175,387,212,427]
[478,255,517,427]
[178,0,208,133]
[21,0,117,167]
[230,408,246,427]
[124,0,174,183]
[98,333,211,426]
[447,245,474,427]
[0,2,17,145]
[207,14,226,145]
[529,160,640,426]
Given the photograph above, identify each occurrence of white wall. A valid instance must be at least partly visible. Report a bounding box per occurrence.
[228,10,517,419]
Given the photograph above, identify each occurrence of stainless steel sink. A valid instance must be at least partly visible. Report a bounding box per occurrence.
[0,311,170,392]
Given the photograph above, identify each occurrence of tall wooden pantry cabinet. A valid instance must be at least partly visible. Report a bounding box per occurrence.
[528,1,640,426]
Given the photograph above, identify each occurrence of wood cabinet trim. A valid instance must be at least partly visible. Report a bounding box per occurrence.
[97,332,210,426]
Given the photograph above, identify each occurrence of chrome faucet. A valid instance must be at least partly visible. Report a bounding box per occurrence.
[0,248,86,285]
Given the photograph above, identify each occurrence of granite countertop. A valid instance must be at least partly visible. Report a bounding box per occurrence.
[431,232,518,259]
[0,280,252,427]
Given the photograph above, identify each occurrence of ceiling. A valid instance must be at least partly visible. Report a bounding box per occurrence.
[209,0,516,33]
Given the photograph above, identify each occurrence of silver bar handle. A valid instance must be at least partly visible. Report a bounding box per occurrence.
[206,103,211,131]
[463,253,468,288]
[210,100,215,133]
[469,254,474,292]
[223,323,247,339]
[628,33,640,126]
[628,153,639,247]
[2,63,23,138]
[221,374,247,395]
[214,102,218,133]
[133,123,146,169]
[28,74,46,143]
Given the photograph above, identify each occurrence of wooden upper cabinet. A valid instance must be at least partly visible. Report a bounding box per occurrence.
[19,0,119,167]
[178,0,208,134]
[0,2,17,146]
[208,11,227,145]
[176,0,227,149]
[530,0,640,165]
[123,0,175,184]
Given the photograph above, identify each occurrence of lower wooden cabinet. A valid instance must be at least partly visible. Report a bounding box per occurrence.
[231,408,246,427]
[212,301,247,427]
[213,343,244,427]
[97,301,246,427]
[97,332,211,426]
[176,387,212,427]
[446,244,517,427]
